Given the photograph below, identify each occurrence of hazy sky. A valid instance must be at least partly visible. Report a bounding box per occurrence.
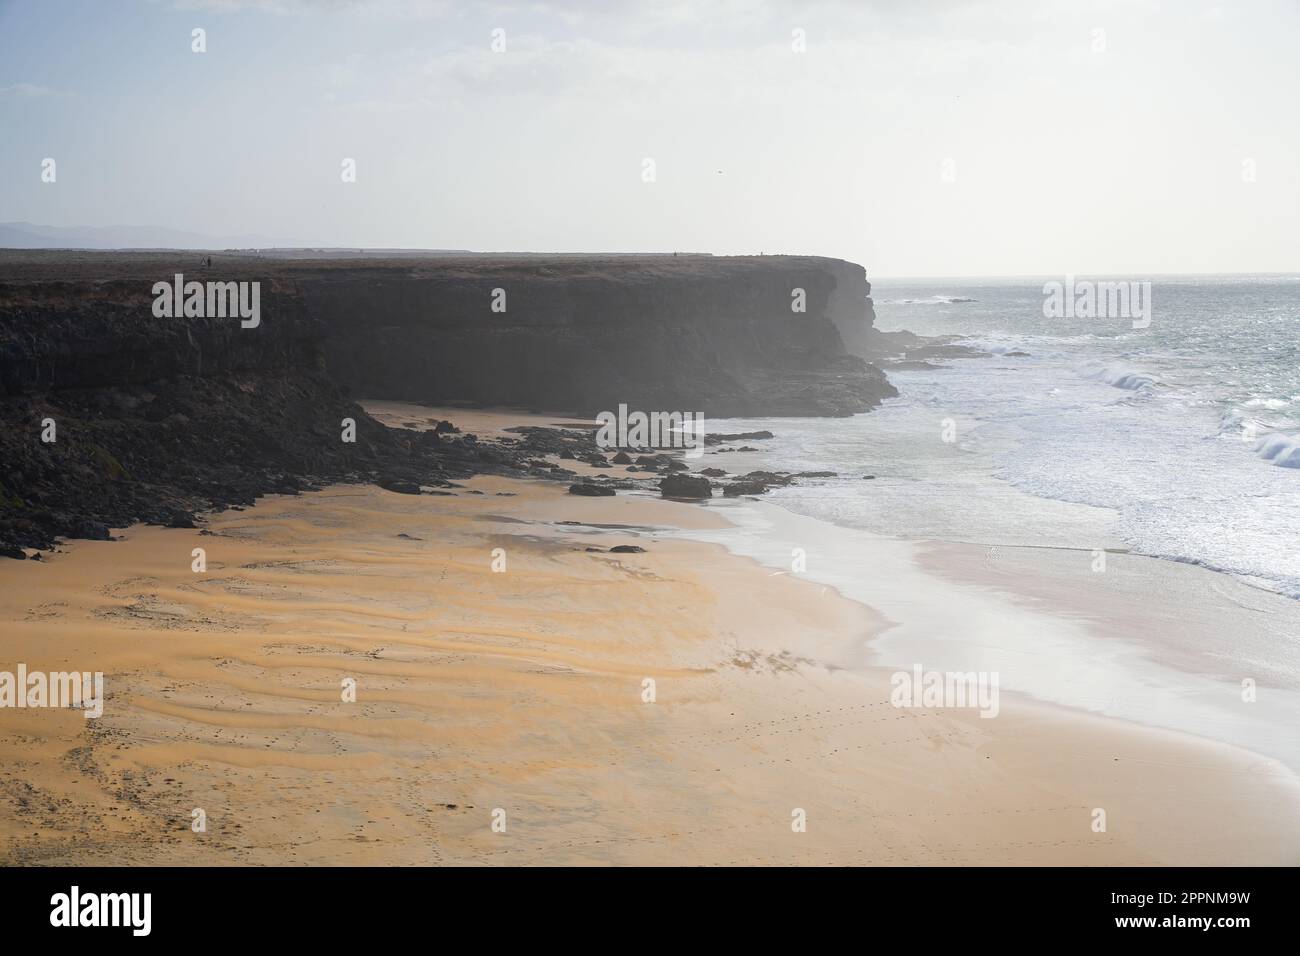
[2,0,1297,276]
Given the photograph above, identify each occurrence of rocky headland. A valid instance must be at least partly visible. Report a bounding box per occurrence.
[0,250,897,555]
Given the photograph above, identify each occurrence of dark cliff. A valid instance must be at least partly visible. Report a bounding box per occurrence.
[300,254,892,417]
[1,251,892,415]
[0,250,894,551]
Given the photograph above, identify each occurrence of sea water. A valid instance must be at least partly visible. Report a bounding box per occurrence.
[716,275,1300,597]
[679,275,1300,768]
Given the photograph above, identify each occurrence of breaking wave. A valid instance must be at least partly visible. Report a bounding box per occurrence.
[1256,434,1300,468]
[1079,361,1159,391]
[877,295,977,305]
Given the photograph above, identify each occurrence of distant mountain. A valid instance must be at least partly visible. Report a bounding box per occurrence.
[0,221,307,250]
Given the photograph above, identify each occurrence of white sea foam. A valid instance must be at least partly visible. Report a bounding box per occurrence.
[1257,434,1300,468]
[877,295,977,305]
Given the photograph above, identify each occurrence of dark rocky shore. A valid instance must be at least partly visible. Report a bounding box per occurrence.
[0,250,899,556]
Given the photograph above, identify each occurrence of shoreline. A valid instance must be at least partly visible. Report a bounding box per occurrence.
[667,494,1300,775]
[2,442,1298,863]
[388,402,1300,773]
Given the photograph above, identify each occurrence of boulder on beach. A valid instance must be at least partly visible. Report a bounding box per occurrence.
[569,483,616,497]
[658,474,712,499]
[166,510,197,528]
[378,478,422,495]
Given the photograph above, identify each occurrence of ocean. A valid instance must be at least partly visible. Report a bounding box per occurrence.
[720,275,1300,598]
[678,275,1300,768]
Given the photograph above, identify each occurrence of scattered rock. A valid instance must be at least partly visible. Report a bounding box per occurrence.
[67,519,110,541]
[611,451,633,464]
[569,483,616,497]
[609,545,646,553]
[378,478,422,495]
[166,510,197,529]
[658,474,712,499]
[700,467,727,477]
[740,471,794,487]
[0,544,25,560]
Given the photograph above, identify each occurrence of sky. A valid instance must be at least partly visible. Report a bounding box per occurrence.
[1,0,1297,276]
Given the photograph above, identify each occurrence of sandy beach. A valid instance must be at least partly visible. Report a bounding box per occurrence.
[2,406,1298,866]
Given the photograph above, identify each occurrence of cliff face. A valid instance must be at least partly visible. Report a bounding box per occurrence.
[0,252,892,415]
[0,276,318,395]
[0,250,894,551]
[0,256,431,550]
[817,257,873,358]
[302,255,894,417]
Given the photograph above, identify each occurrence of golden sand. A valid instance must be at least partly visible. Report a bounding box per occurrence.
[2,465,1298,865]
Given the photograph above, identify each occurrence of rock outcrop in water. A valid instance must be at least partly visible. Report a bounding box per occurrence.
[0,250,895,552]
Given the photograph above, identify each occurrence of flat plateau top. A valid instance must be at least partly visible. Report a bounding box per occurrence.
[0,250,855,284]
